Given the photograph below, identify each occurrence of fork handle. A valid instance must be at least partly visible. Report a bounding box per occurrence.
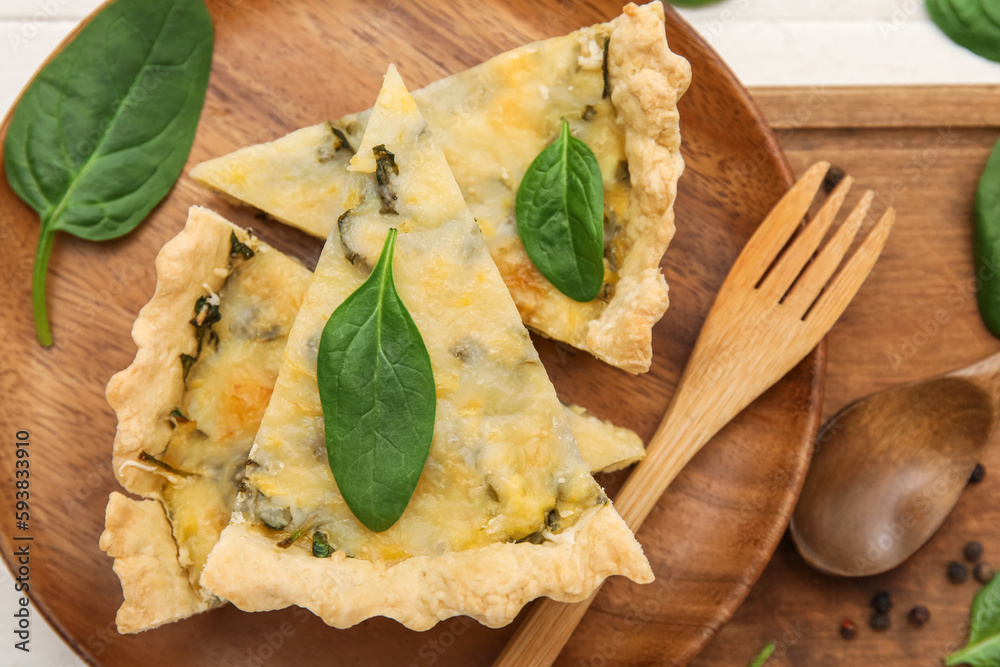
[493,405,711,667]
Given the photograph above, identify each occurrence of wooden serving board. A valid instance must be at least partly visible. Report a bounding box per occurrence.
[0,2,823,666]
[694,85,1000,666]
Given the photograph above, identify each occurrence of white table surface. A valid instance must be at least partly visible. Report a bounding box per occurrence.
[2,1,999,665]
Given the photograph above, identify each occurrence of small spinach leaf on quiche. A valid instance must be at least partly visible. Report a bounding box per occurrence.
[516,118,605,302]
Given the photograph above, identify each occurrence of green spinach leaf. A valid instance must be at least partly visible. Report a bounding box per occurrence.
[975,136,1000,337]
[373,144,400,215]
[317,228,435,533]
[138,451,196,478]
[3,0,214,346]
[312,531,332,558]
[190,295,221,354]
[947,573,1000,665]
[276,527,304,549]
[926,0,1000,63]
[749,643,776,667]
[230,231,255,260]
[515,118,604,302]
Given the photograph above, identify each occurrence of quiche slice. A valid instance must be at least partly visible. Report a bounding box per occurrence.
[99,208,644,633]
[99,206,313,632]
[200,66,653,630]
[191,1,690,373]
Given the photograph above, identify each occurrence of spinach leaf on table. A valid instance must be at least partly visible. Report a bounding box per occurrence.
[3,0,214,346]
[974,136,1000,337]
[749,642,776,667]
[947,573,1000,666]
[926,0,1000,63]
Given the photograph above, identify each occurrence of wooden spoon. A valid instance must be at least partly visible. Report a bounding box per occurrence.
[790,353,997,577]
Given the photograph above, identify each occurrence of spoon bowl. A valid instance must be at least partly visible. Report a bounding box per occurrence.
[791,359,997,577]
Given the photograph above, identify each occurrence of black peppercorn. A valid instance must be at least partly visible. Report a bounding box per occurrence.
[840,619,856,640]
[948,561,970,584]
[974,562,995,584]
[872,590,894,614]
[823,165,846,193]
[908,605,930,627]
[970,463,986,484]
[965,541,984,563]
[870,611,891,631]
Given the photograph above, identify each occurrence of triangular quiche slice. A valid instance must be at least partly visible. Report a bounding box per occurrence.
[100,208,644,633]
[191,1,690,374]
[201,66,652,630]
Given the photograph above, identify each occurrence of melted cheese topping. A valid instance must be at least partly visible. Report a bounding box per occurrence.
[145,232,641,592]
[157,248,311,587]
[242,67,607,563]
[190,7,654,362]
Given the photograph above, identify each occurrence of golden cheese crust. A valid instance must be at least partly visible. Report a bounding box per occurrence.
[191,1,690,374]
[99,493,220,632]
[106,207,235,498]
[203,506,650,630]
[101,208,240,632]
[100,207,309,633]
[584,2,691,371]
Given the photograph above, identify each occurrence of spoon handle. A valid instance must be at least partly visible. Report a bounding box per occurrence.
[954,348,1000,411]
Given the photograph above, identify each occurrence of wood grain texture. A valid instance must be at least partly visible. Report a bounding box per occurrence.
[0,2,821,666]
[753,85,1000,129]
[694,89,1000,667]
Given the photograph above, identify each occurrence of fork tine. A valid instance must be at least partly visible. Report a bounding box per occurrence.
[736,161,830,287]
[760,175,853,298]
[803,206,895,327]
[783,189,873,316]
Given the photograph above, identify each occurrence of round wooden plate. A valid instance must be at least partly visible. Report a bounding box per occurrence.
[0,1,823,665]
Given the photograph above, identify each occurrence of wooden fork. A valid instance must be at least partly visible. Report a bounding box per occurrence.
[494,162,895,667]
